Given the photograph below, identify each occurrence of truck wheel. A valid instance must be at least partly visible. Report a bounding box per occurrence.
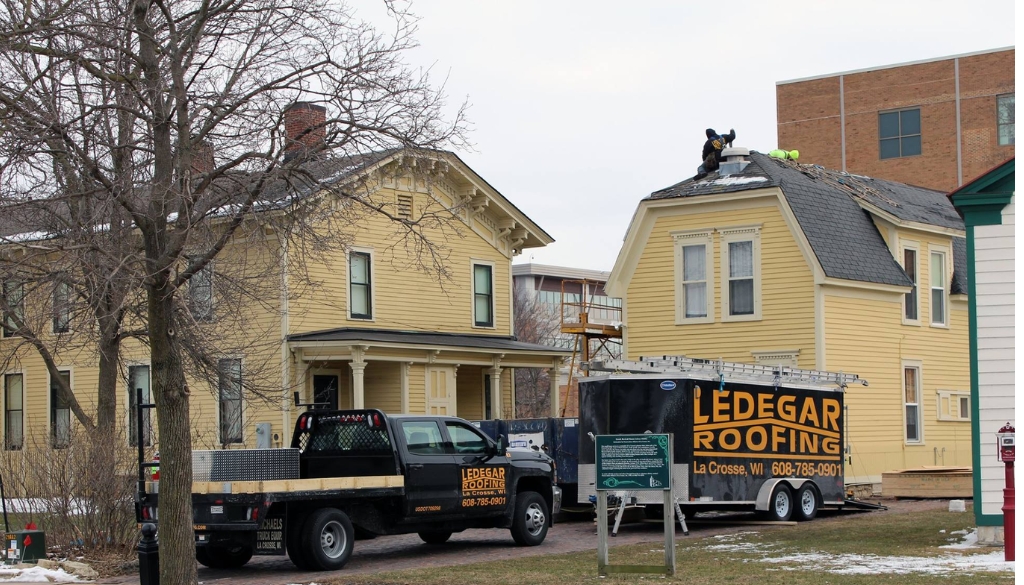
[795,484,819,521]
[418,531,453,545]
[766,484,794,522]
[510,491,548,546]
[196,544,253,569]
[287,513,311,570]
[301,508,354,571]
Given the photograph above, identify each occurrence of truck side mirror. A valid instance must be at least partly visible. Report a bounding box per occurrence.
[493,436,505,456]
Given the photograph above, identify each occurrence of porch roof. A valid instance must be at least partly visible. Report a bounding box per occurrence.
[287,328,570,356]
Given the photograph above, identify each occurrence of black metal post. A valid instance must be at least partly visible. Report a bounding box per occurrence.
[138,523,159,585]
[136,387,146,504]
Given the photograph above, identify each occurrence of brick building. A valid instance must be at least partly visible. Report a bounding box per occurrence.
[776,47,1014,192]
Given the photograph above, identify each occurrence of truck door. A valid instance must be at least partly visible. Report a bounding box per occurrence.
[398,420,460,517]
[445,421,510,515]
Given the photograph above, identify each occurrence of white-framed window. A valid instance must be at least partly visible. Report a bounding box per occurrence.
[672,230,714,324]
[4,373,23,451]
[50,370,71,449]
[936,390,970,421]
[348,249,373,320]
[902,362,922,443]
[929,249,947,327]
[720,225,761,321]
[53,280,71,333]
[2,280,24,337]
[188,260,214,322]
[127,365,152,446]
[472,262,494,328]
[901,244,920,324]
[218,358,242,445]
[997,94,1014,146]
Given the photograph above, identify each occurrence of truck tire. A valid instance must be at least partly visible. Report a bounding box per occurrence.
[418,531,453,545]
[765,483,794,522]
[795,484,819,521]
[286,513,312,570]
[510,491,549,546]
[196,543,253,569]
[301,508,354,571]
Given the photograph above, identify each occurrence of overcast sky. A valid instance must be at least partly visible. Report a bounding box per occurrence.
[356,1,1015,272]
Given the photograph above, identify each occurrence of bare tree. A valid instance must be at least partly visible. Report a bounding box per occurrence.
[512,281,561,418]
[0,0,467,581]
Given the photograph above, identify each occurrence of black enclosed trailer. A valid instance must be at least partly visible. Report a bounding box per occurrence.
[578,357,866,521]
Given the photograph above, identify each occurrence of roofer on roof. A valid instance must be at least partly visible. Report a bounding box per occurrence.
[695,128,736,180]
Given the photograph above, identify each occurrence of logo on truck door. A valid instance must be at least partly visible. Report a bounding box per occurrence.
[460,467,506,507]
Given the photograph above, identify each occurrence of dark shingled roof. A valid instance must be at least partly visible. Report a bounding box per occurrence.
[288,327,571,354]
[646,151,966,290]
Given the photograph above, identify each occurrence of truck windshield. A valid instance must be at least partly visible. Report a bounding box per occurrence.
[298,418,391,454]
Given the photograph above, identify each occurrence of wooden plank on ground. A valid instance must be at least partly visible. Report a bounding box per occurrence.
[881,469,972,498]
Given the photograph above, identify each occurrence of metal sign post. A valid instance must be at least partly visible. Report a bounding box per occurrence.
[595,434,675,576]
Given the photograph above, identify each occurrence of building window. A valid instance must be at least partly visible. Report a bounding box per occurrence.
[473,264,493,327]
[349,251,372,319]
[936,390,971,421]
[998,94,1014,145]
[673,231,714,323]
[4,374,23,450]
[51,370,71,449]
[930,251,946,326]
[53,280,71,333]
[879,108,922,159]
[218,358,242,445]
[903,365,921,443]
[188,261,214,322]
[902,247,919,323]
[128,365,152,447]
[720,226,761,321]
[2,281,24,337]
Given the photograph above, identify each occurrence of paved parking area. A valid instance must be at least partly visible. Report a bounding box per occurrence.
[98,499,939,585]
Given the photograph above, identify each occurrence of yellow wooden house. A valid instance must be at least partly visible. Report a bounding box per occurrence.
[0,139,568,456]
[605,149,971,486]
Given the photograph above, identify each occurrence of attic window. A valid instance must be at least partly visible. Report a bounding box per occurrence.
[396,194,413,219]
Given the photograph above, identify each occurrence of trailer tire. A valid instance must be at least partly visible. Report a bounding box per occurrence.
[287,513,312,570]
[196,543,253,569]
[510,491,549,546]
[418,531,453,545]
[765,483,794,522]
[795,484,819,521]
[301,508,354,571]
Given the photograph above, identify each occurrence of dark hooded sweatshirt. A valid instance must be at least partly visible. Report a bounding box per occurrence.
[701,128,736,161]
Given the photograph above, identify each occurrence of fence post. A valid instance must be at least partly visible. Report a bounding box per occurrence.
[138,523,159,585]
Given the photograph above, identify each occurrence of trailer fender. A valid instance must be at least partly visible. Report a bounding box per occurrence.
[754,478,810,512]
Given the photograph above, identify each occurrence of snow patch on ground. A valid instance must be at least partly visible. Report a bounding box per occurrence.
[940,528,980,549]
[0,566,83,582]
[709,176,767,186]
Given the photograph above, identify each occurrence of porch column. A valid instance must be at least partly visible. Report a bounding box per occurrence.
[550,358,561,417]
[488,366,503,420]
[400,362,411,414]
[350,346,367,409]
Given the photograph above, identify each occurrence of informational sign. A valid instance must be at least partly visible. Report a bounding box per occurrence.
[595,434,671,490]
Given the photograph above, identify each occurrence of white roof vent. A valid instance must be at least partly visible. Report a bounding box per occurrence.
[719,147,751,176]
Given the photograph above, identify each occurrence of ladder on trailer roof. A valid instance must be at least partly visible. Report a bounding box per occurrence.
[585,356,868,389]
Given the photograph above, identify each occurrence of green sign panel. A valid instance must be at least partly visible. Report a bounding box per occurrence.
[595,434,671,490]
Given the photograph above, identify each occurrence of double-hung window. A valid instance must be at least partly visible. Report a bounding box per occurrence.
[673,231,713,323]
[188,261,214,322]
[998,94,1014,145]
[4,373,22,450]
[902,247,919,323]
[879,108,922,159]
[349,251,372,319]
[53,280,71,333]
[720,226,761,320]
[473,263,494,328]
[50,370,71,448]
[2,281,24,337]
[930,251,946,326]
[218,358,242,445]
[903,364,922,443]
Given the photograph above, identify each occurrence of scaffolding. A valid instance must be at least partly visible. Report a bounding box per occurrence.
[559,279,622,416]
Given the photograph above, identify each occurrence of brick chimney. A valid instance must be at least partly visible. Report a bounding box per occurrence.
[284,102,327,159]
[191,140,214,175]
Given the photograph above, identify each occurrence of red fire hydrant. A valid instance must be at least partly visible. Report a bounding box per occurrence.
[996,423,1014,562]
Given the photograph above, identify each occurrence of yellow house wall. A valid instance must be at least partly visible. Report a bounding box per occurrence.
[364,362,401,413]
[624,201,817,366]
[456,366,485,420]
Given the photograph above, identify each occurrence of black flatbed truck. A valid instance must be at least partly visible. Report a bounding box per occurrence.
[137,409,561,571]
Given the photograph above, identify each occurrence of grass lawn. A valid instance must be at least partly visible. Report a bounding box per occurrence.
[326,508,1013,585]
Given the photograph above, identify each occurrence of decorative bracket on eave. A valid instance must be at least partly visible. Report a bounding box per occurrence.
[497,219,516,239]
[509,228,528,255]
[470,194,489,216]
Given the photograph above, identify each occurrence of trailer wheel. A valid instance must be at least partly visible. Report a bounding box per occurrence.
[418,531,453,545]
[301,508,354,571]
[196,543,253,569]
[795,484,819,521]
[510,491,549,546]
[286,513,312,570]
[766,483,794,522]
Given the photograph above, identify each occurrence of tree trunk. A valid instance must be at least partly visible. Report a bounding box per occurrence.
[149,276,197,585]
[95,332,120,432]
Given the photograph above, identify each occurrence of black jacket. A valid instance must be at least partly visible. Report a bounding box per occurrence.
[701,128,736,161]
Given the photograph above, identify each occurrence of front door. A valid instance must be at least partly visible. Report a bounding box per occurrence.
[313,374,339,410]
[398,419,460,517]
[426,367,456,416]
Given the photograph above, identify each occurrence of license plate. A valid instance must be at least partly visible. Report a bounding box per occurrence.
[210,505,224,515]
